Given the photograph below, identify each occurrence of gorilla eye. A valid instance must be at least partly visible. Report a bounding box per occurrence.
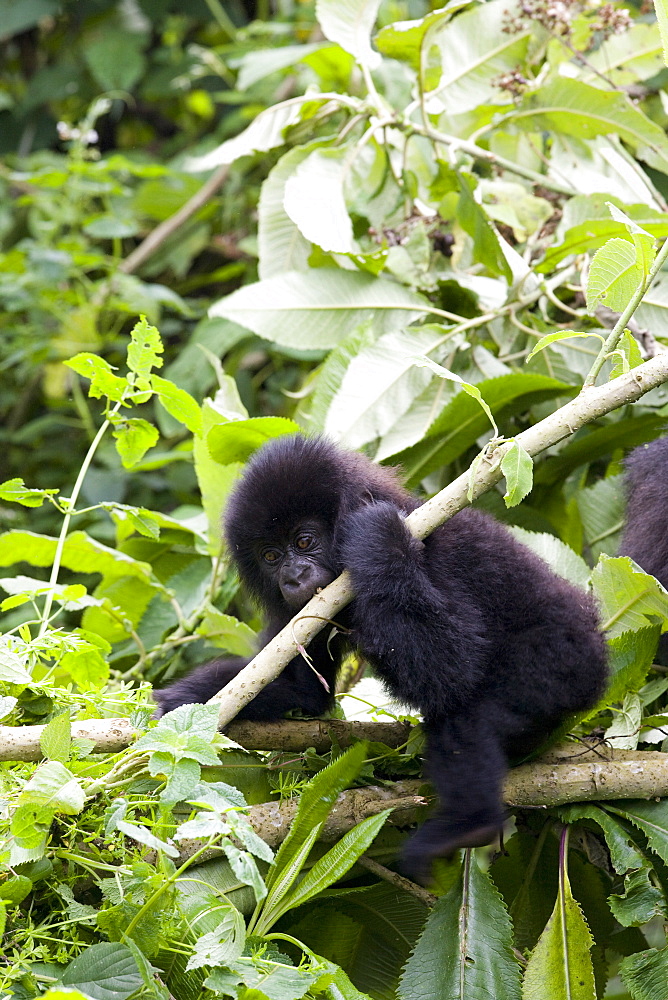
[295,533,314,550]
[262,549,280,564]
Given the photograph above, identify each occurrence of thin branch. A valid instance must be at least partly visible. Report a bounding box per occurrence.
[210,353,668,727]
[357,855,437,906]
[118,164,231,276]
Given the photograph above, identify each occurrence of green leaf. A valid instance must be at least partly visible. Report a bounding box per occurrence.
[207,416,300,464]
[501,441,533,507]
[398,855,521,999]
[457,172,513,281]
[522,860,596,999]
[374,5,467,70]
[17,761,85,816]
[116,818,179,857]
[112,417,160,469]
[277,809,391,915]
[324,327,447,449]
[525,330,602,362]
[84,27,145,91]
[585,237,653,313]
[605,800,668,867]
[395,374,573,484]
[40,712,71,764]
[608,866,666,927]
[127,317,164,378]
[420,0,534,115]
[266,743,368,896]
[210,270,428,349]
[605,691,642,750]
[0,478,58,508]
[411,355,499,434]
[559,804,644,874]
[509,528,591,591]
[591,555,668,639]
[194,396,246,552]
[316,0,382,69]
[60,942,143,1000]
[620,946,668,1000]
[0,639,32,683]
[603,625,660,706]
[514,78,668,176]
[187,100,306,171]
[223,842,267,902]
[65,353,128,402]
[0,530,155,587]
[151,374,203,436]
[258,143,316,279]
[650,0,668,66]
[0,875,32,905]
[196,607,257,656]
[208,952,319,999]
[284,147,356,253]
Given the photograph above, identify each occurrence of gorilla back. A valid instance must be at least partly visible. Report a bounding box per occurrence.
[155,435,608,882]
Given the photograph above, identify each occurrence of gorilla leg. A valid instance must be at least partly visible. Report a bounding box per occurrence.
[402,704,508,884]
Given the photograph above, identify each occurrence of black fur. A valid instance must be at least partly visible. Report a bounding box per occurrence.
[154,435,608,881]
[618,435,668,663]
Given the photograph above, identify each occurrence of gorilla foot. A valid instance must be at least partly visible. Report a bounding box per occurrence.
[401,819,501,885]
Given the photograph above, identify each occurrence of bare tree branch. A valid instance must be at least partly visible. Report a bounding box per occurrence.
[0,718,411,762]
[172,747,668,861]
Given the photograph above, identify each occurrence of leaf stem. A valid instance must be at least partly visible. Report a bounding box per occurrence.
[38,410,117,635]
[584,236,668,387]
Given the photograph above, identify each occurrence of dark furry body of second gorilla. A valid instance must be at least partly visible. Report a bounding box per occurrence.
[155,435,608,881]
[619,435,668,664]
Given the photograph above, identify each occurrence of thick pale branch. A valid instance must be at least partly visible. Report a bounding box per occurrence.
[173,748,668,861]
[210,353,668,727]
[0,718,411,762]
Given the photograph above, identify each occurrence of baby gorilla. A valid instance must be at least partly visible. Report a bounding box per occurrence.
[155,435,608,882]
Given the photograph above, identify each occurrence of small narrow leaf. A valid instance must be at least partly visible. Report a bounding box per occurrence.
[277,809,391,915]
[525,330,602,363]
[411,356,499,436]
[501,440,533,507]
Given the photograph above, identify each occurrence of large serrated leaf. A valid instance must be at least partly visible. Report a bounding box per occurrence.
[591,555,668,638]
[60,943,142,1000]
[605,801,668,867]
[522,863,596,999]
[265,743,368,896]
[398,855,521,1000]
[620,946,668,1000]
[210,270,428,349]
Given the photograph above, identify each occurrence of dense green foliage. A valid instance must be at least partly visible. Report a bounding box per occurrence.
[4,0,668,997]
